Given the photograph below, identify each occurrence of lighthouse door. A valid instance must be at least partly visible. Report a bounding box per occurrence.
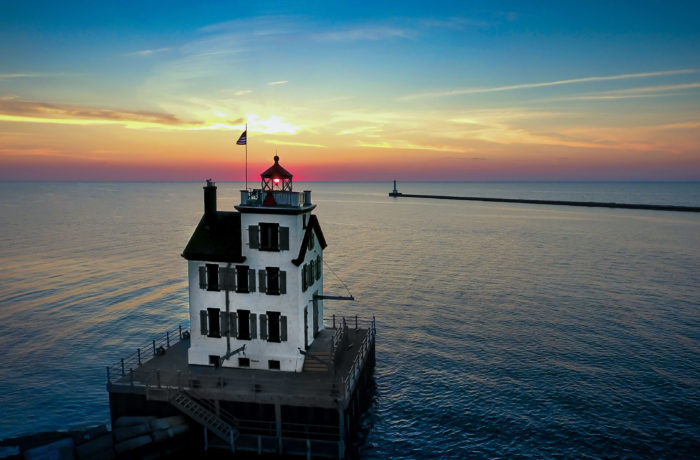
[312,292,319,337]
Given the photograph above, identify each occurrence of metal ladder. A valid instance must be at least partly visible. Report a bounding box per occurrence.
[169,391,239,450]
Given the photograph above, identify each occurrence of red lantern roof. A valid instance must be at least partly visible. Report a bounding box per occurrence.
[260,155,293,179]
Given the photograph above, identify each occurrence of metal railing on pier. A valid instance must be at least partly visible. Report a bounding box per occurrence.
[106,324,188,384]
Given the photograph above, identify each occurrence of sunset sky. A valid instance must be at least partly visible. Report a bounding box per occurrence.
[1,1,699,181]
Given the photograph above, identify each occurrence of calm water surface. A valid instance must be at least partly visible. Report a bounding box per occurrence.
[0,181,698,458]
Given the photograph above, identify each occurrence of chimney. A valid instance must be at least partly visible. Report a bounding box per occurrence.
[204,179,217,221]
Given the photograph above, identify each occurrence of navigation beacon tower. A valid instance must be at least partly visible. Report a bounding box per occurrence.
[182,155,326,372]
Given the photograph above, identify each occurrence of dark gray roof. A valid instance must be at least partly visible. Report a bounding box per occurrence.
[182,211,245,263]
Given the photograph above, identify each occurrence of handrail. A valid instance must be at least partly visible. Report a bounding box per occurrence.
[106,324,188,383]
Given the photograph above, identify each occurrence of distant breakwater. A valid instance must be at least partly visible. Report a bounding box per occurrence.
[388,192,700,213]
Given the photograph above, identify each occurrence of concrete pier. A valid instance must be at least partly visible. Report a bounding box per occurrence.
[389,191,700,213]
[107,317,376,459]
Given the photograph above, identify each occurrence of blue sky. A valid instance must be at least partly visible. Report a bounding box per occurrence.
[1,1,699,180]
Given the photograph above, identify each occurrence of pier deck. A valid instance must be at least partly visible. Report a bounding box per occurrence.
[108,325,374,410]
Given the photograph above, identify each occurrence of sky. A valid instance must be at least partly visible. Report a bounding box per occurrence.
[1,1,699,181]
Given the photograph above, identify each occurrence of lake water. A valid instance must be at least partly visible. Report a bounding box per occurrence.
[0,181,698,458]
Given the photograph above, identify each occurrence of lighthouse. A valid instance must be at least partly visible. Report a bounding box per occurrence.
[182,155,326,372]
[107,155,375,458]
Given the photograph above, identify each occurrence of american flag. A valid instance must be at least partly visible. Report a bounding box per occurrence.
[236,130,247,145]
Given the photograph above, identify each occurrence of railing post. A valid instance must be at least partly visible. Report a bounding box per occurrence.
[355,315,358,329]
[137,348,141,365]
[333,314,335,329]
[121,358,125,376]
[167,331,170,348]
[106,366,111,384]
[152,340,156,356]
[179,324,182,340]
[130,368,134,386]
[157,369,161,389]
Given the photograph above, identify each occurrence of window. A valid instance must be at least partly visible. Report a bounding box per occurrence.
[302,265,307,292]
[261,312,287,342]
[267,312,281,342]
[198,264,222,290]
[207,307,221,338]
[267,267,280,295]
[260,223,279,251]
[315,255,322,280]
[268,360,280,370]
[236,265,250,293]
[209,355,220,367]
[206,264,219,291]
[238,357,250,367]
[248,224,289,251]
[258,268,286,295]
[307,231,315,250]
[237,310,250,340]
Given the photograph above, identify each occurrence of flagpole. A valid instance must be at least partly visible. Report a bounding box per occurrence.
[245,122,248,191]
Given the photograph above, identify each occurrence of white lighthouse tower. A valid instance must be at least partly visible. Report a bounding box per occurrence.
[182,156,325,372]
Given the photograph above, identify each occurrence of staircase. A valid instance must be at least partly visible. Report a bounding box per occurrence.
[302,351,331,372]
[169,391,239,448]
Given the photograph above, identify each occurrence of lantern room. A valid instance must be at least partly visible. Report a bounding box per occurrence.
[261,155,293,192]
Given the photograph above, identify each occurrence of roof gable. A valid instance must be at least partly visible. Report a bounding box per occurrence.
[292,214,327,266]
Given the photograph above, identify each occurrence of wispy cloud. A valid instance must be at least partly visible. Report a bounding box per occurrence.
[400,69,697,100]
[542,82,700,101]
[127,47,171,57]
[0,98,208,130]
[313,25,412,42]
[358,140,472,153]
[267,80,288,86]
[263,139,327,148]
[0,73,41,79]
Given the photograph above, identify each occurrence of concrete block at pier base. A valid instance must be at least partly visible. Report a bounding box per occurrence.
[70,424,109,446]
[75,433,114,460]
[0,445,20,460]
[149,416,186,431]
[113,416,155,428]
[168,424,189,437]
[113,435,152,455]
[150,430,169,444]
[113,424,151,442]
[23,438,75,460]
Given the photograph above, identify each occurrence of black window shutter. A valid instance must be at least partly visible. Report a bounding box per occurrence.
[220,311,229,335]
[280,271,286,294]
[302,265,307,291]
[316,255,321,280]
[250,313,257,339]
[260,314,268,340]
[249,225,259,249]
[279,227,289,250]
[219,270,226,291]
[280,316,288,341]
[258,269,267,293]
[229,268,235,291]
[230,312,238,338]
[248,269,256,292]
[199,266,207,289]
[200,310,208,335]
